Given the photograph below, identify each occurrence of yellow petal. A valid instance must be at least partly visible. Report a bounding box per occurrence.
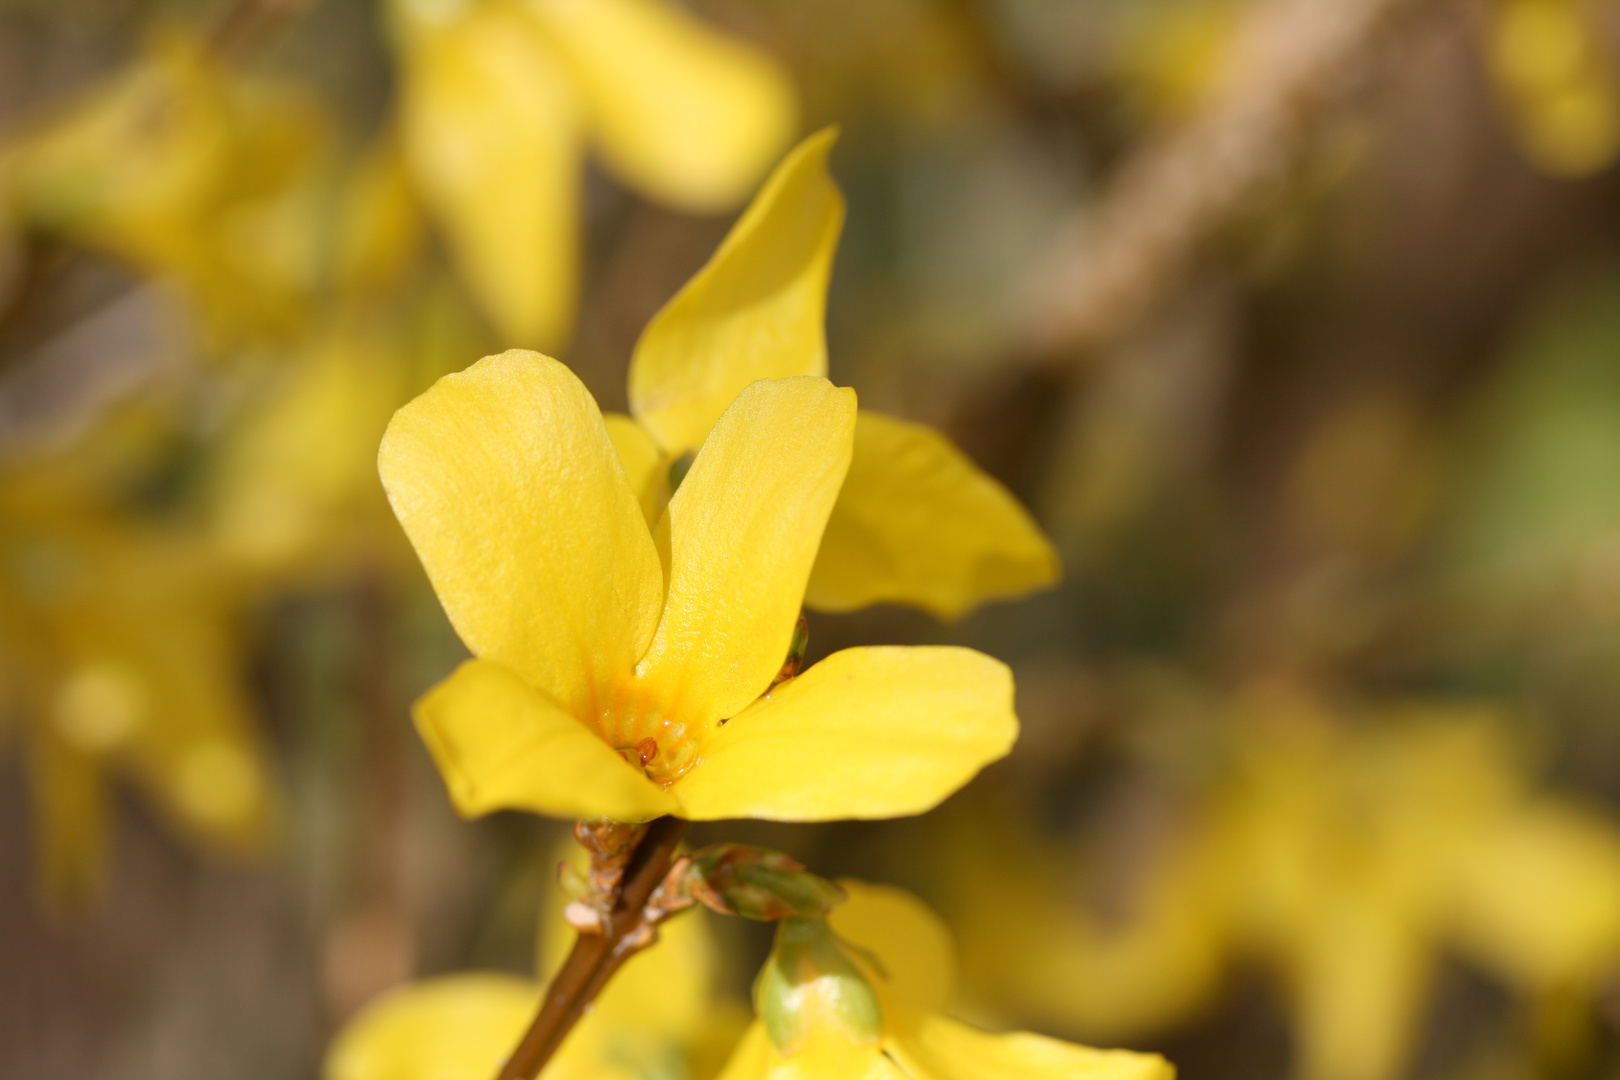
[379,350,664,716]
[828,881,957,1013]
[671,646,1016,821]
[627,131,844,454]
[885,1007,1175,1080]
[806,412,1060,620]
[603,412,670,528]
[715,1023,898,1080]
[1452,800,1620,990]
[636,377,854,727]
[527,0,796,212]
[396,2,580,348]
[1291,900,1429,1080]
[416,658,676,821]
[324,972,539,1080]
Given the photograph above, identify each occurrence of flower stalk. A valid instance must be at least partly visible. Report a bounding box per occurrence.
[495,815,691,1080]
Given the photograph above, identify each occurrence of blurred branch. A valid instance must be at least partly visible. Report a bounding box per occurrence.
[209,0,321,62]
[1010,0,1436,367]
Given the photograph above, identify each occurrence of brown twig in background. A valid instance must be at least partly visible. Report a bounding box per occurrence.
[1011,0,1435,367]
[495,817,691,1080]
[208,0,320,62]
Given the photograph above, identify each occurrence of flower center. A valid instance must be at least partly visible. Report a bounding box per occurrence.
[591,684,700,787]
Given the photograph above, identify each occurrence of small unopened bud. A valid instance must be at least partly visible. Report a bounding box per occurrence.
[754,917,883,1055]
[686,844,846,921]
[667,451,696,494]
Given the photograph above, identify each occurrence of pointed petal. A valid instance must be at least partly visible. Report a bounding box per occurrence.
[324,973,540,1080]
[806,412,1060,620]
[528,0,796,212]
[886,1008,1175,1080]
[379,350,665,715]
[636,377,854,727]
[397,3,580,348]
[671,646,1016,821]
[603,411,670,528]
[628,131,843,454]
[415,659,676,822]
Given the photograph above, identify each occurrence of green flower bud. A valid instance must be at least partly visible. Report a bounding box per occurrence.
[753,917,883,1055]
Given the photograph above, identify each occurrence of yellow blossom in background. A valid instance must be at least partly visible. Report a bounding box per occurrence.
[0,438,274,907]
[949,691,1620,1080]
[387,0,798,350]
[1488,0,1620,177]
[618,130,1059,620]
[0,31,328,345]
[722,880,1176,1080]
[382,352,1017,822]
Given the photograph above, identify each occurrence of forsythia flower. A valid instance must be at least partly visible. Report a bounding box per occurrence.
[382,355,1016,822]
[326,904,744,1080]
[948,692,1620,1080]
[1487,0,1620,177]
[388,0,797,349]
[614,130,1059,620]
[0,438,274,906]
[381,130,1060,824]
[723,881,1176,1080]
[0,32,327,343]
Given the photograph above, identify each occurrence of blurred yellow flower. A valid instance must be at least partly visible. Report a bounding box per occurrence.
[388,0,798,349]
[949,691,1620,1080]
[0,443,274,907]
[326,901,744,1080]
[0,31,328,343]
[619,130,1060,620]
[382,351,1017,823]
[723,881,1176,1080]
[1488,0,1620,177]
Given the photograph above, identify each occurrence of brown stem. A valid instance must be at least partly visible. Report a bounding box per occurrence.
[495,816,691,1080]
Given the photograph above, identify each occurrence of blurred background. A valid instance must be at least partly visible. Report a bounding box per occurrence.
[7,0,1620,1079]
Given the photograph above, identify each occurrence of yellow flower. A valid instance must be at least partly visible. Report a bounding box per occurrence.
[722,881,1176,1080]
[0,442,274,906]
[1,31,328,343]
[388,0,797,349]
[382,351,1016,822]
[947,692,1620,1080]
[615,130,1059,621]
[1488,0,1620,177]
[326,903,745,1080]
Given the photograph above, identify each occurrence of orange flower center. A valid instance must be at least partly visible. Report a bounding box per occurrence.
[589,683,700,786]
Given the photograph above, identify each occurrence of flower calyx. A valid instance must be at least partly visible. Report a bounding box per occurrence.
[651,843,847,924]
